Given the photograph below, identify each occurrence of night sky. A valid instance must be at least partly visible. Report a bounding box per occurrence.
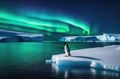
[0,0,120,36]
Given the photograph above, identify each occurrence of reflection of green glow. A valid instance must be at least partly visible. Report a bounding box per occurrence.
[0,10,90,34]
[0,11,69,33]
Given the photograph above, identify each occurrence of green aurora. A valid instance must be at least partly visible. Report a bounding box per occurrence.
[0,10,90,35]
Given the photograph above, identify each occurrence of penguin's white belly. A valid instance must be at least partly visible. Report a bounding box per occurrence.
[65,46,69,55]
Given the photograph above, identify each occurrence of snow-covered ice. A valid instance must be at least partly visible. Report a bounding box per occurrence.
[0,29,44,42]
[59,33,120,42]
[17,33,43,38]
[0,37,7,40]
[52,45,120,72]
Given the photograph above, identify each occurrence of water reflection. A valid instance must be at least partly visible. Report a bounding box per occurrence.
[52,63,120,79]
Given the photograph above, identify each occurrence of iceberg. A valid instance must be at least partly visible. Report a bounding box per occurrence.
[0,29,44,42]
[17,33,44,42]
[0,36,8,42]
[59,33,120,42]
[52,45,120,72]
[0,36,18,42]
[59,35,103,42]
[0,37,7,40]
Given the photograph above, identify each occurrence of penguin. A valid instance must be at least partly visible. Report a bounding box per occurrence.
[64,42,71,57]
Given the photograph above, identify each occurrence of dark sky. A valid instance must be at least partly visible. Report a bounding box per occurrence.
[0,0,120,34]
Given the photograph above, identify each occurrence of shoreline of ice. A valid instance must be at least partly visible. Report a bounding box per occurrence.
[52,45,120,72]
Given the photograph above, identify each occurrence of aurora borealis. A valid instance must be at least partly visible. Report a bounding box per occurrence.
[0,0,92,38]
[0,11,69,33]
[0,10,90,35]
[0,0,120,40]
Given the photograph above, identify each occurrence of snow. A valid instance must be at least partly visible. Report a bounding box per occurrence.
[52,45,120,72]
[0,29,44,42]
[116,46,120,50]
[96,34,107,42]
[59,33,120,42]
[17,33,43,38]
[0,37,7,40]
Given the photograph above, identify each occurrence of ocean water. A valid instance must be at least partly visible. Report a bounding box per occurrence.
[0,42,119,79]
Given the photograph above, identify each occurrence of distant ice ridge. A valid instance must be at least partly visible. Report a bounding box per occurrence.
[16,33,44,42]
[59,33,120,42]
[52,45,120,72]
[0,37,7,40]
[0,29,44,42]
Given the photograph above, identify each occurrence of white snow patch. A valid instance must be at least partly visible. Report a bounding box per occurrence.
[0,37,7,40]
[52,45,120,72]
[17,34,43,38]
[116,47,120,50]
